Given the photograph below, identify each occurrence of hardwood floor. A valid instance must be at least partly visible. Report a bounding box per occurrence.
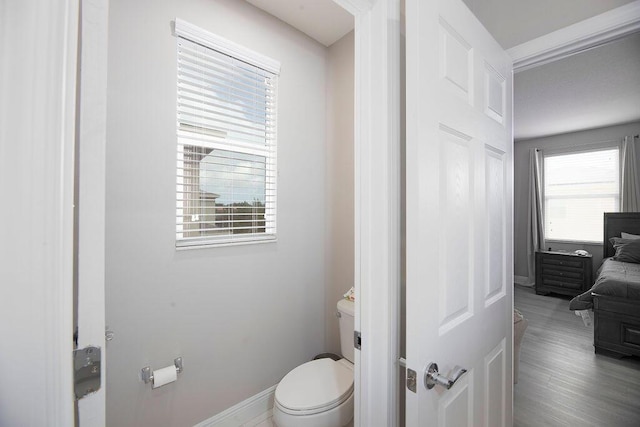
[514,285,640,427]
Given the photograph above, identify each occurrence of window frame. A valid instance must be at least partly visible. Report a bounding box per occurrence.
[542,141,622,244]
[174,19,280,249]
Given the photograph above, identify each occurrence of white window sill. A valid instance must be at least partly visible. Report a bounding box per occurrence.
[176,235,277,250]
[545,239,602,246]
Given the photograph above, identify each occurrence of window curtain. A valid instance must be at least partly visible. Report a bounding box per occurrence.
[621,135,640,212]
[526,148,544,286]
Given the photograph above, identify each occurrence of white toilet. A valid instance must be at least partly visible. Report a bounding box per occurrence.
[273,299,355,427]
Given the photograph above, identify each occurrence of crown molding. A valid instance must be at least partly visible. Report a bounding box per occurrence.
[332,0,374,15]
[508,0,640,73]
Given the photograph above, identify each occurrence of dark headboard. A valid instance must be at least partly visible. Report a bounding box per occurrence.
[604,212,640,258]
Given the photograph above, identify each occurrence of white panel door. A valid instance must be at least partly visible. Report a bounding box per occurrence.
[405,0,513,425]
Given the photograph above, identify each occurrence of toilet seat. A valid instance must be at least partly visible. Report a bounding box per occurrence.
[275,358,353,416]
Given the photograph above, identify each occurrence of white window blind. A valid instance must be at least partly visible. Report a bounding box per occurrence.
[544,147,620,242]
[175,21,279,247]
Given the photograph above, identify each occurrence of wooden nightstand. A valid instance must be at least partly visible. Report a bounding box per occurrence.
[535,251,593,297]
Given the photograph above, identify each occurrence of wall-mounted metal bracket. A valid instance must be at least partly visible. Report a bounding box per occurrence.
[73,346,101,400]
[141,357,184,385]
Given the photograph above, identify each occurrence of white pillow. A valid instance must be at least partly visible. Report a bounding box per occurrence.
[621,232,640,240]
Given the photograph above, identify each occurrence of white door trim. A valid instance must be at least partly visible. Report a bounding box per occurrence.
[0,0,78,425]
[508,0,640,72]
[76,0,109,425]
[332,1,401,426]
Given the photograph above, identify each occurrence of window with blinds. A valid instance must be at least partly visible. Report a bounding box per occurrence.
[543,146,620,242]
[175,20,279,247]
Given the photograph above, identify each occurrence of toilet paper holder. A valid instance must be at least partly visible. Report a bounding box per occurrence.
[141,357,183,385]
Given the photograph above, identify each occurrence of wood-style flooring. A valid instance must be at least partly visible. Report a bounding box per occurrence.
[514,285,640,427]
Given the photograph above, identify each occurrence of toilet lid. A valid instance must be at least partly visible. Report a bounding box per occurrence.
[275,358,353,414]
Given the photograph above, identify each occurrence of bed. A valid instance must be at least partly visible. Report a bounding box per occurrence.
[569,212,640,358]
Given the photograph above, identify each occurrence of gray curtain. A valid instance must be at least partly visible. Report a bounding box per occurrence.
[621,135,640,212]
[526,148,544,286]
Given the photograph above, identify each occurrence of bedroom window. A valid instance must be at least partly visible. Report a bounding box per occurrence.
[174,20,280,248]
[543,146,620,242]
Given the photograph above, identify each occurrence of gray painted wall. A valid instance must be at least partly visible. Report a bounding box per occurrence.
[325,31,354,355]
[105,0,351,425]
[514,121,640,278]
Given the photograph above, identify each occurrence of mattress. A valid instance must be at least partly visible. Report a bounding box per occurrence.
[569,258,640,310]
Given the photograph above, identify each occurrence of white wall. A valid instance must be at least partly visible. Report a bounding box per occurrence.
[105,0,332,425]
[513,121,640,278]
[325,31,355,355]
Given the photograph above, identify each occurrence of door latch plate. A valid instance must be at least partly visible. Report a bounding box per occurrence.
[407,368,417,393]
[73,346,101,400]
[354,331,361,350]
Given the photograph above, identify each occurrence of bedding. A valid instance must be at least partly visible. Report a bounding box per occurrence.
[569,257,640,310]
[621,232,640,239]
[610,237,640,263]
[609,237,640,263]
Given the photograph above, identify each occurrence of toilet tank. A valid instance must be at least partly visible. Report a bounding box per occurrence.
[337,299,355,363]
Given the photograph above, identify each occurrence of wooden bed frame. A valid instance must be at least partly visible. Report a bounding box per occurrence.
[593,212,640,358]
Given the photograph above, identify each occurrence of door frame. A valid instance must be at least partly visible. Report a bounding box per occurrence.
[332,1,402,426]
[73,0,403,425]
[76,0,109,426]
[0,0,78,425]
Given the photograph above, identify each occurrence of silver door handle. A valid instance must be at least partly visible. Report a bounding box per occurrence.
[424,363,467,390]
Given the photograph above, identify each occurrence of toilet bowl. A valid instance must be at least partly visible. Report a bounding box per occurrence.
[273,358,353,427]
[273,299,355,427]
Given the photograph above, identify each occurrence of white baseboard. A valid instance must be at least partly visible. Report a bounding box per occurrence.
[194,385,276,427]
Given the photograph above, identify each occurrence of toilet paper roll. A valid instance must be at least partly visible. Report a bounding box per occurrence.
[152,365,178,389]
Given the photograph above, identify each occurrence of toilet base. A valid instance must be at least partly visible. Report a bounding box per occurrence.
[272,391,353,427]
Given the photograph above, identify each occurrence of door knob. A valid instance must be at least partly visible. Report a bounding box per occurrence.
[424,363,467,390]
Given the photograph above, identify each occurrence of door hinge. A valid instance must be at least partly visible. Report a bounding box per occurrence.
[354,331,361,350]
[73,346,101,400]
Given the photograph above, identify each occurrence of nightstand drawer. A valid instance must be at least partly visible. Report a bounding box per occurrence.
[540,277,584,290]
[541,258,584,268]
[542,268,584,280]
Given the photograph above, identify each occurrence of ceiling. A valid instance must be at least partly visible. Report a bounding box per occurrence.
[244,0,640,141]
[462,0,636,49]
[514,32,640,140]
[245,0,353,47]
